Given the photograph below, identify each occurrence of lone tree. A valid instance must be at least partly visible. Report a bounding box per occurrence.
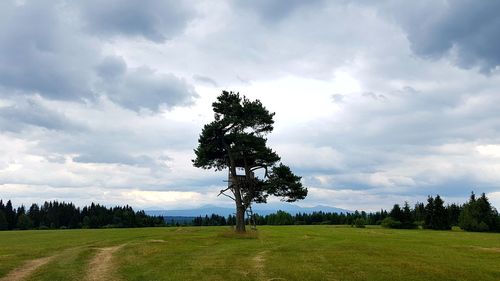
[193,91,307,232]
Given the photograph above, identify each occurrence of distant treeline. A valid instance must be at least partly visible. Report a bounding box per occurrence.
[379,192,499,232]
[0,200,165,230]
[191,211,378,226]
[192,192,499,233]
[2,192,498,233]
[192,210,387,227]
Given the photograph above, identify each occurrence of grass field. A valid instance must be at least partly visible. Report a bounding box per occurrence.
[0,225,499,281]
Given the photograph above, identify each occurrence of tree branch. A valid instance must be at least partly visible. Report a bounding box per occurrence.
[218,190,236,201]
[218,185,232,195]
[251,165,269,178]
[222,123,236,133]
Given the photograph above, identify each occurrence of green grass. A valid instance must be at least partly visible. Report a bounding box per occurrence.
[1,225,499,280]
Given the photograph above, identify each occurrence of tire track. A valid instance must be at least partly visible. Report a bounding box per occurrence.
[85,244,125,281]
[0,256,54,281]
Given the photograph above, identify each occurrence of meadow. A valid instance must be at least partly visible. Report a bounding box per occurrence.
[0,225,499,281]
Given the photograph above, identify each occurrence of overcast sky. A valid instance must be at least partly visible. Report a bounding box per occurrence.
[1,0,500,211]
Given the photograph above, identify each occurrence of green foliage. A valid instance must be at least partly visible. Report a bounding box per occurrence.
[193,214,227,226]
[459,192,499,232]
[265,164,307,202]
[4,200,16,230]
[193,91,307,231]
[16,214,33,230]
[266,210,294,225]
[413,202,425,222]
[389,204,403,221]
[447,203,461,226]
[385,202,416,229]
[0,211,7,231]
[424,195,451,230]
[381,217,402,229]
[193,91,307,203]
[433,195,450,230]
[177,209,384,227]
[354,218,366,228]
[193,91,278,171]
[401,202,417,229]
[0,199,166,231]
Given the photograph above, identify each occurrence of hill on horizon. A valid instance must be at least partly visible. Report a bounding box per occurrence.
[146,203,352,217]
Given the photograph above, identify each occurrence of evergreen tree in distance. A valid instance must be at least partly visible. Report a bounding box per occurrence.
[459,192,499,232]
[389,204,403,222]
[401,201,416,229]
[424,196,435,229]
[424,195,451,230]
[4,200,16,230]
[382,202,416,229]
[0,210,7,230]
[193,91,308,232]
[432,195,450,230]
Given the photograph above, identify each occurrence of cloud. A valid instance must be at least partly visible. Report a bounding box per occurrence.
[72,152,164,168]
[0,2,198,112]
[0,1,95,101]
[240,67,500,201]
[96,56,127,81]
[77,0,195,43]
[0,184,228,210]
[1,1,499,211]
[375,0,500,72]
[0,96,82,132]
[96,64,198,111]
[331,94,344,103]
[192,75,218,87]
[122,1,398,85]
[0,94,216,193]
[233,0,324,23]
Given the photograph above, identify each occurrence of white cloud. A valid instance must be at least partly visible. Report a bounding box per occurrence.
[1,1,500,211]
[476,145,500,158]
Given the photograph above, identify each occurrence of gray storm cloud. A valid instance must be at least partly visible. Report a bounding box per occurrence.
[0,1,198,111]
[76,0,195,43]
[0,1,94,101]
[97,64,198,111]
[375,0,500,73]
[0,0,499,210]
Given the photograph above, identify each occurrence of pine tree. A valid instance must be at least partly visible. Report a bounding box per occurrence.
[0,210,7,230]
[16,214,33,230]
[460,192,499,232]
[389,204,403,222]
[447,203,461,226]
[5,200,16,230]
[413,202,425,222]
[424,196,435,229]
[401,201,416,229]
[193,91,307,232]
[432,195,450,230]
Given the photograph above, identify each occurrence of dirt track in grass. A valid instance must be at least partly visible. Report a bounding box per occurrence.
[0,256,54,281]
[85,244,125,281]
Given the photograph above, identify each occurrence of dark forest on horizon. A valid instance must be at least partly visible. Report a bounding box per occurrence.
[0,200,165,230]
[1,192,499,233]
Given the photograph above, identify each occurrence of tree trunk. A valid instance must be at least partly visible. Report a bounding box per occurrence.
[235,203,246,232]
[228,158,246,232]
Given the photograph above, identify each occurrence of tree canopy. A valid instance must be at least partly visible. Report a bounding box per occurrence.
[459,192,500,232]
[193,91,307,231]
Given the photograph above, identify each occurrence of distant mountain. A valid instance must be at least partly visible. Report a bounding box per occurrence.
[146,203,351,217]
[146,205,236,217]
